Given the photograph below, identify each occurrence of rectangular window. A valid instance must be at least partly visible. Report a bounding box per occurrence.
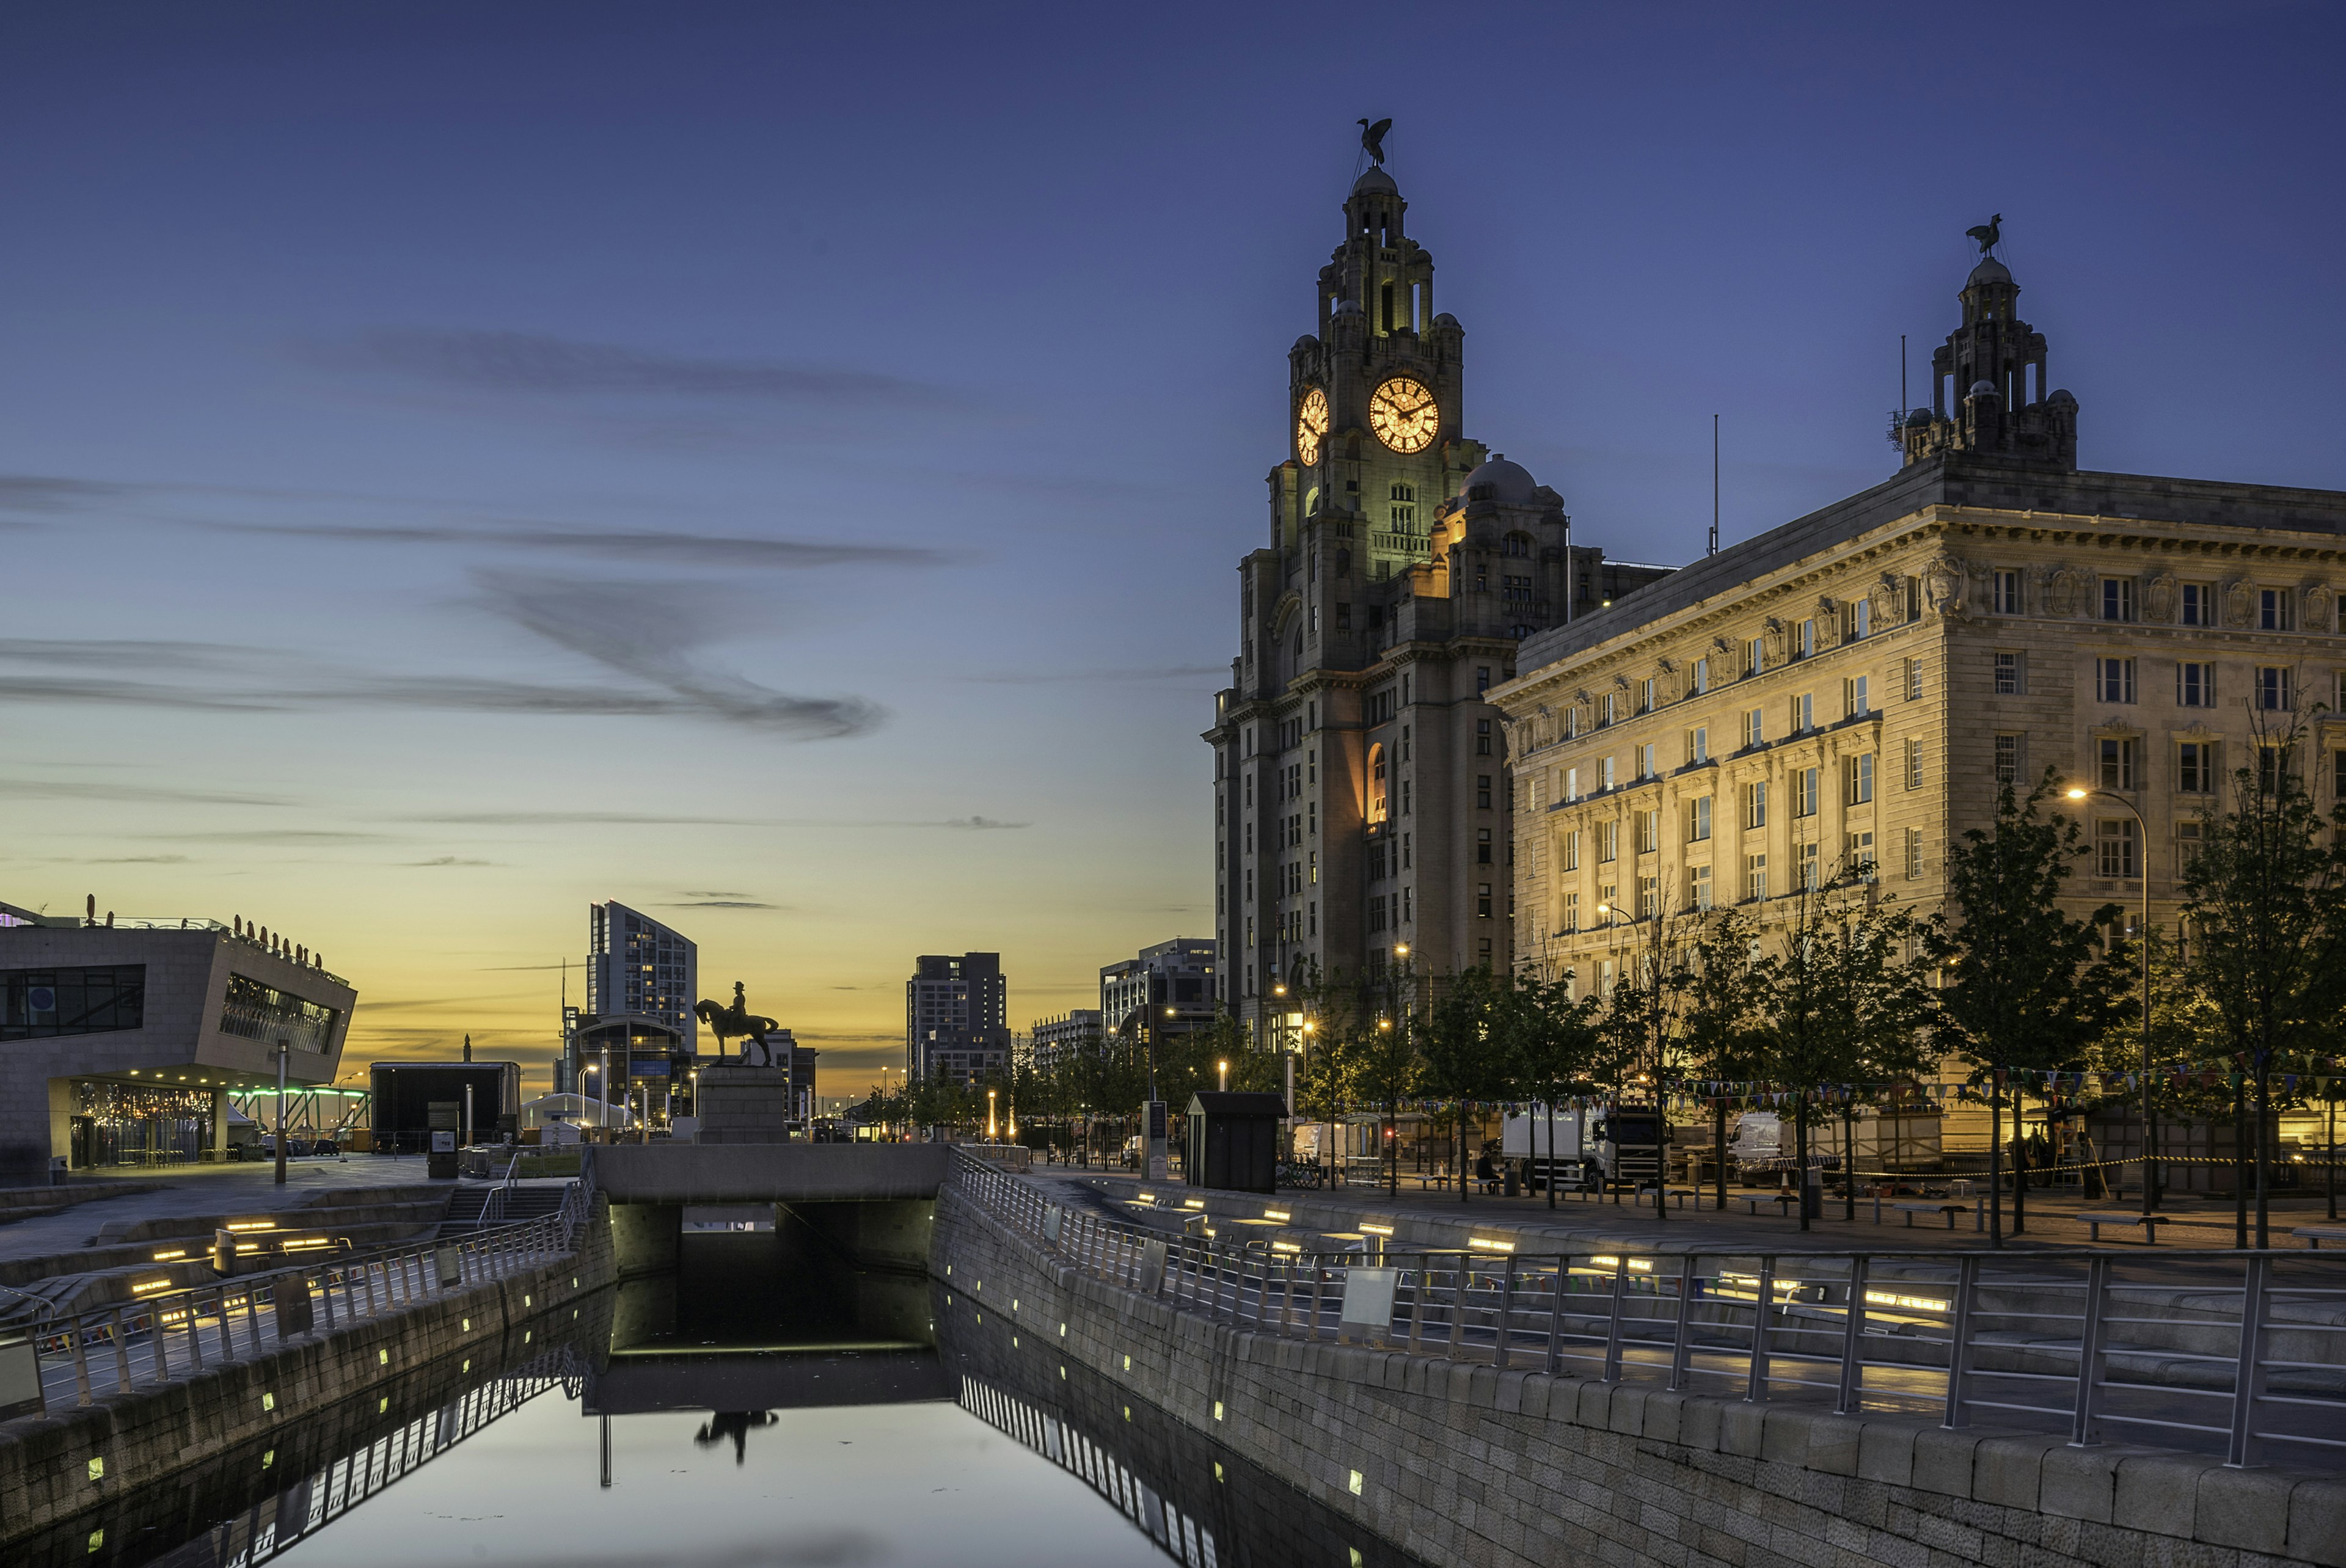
[1844,675,1870,718]
[1476,774,1493,809]
[1744,853,1768,902]
[1335,602,1351,630]
[1642,677,1657,712]
[1562,830,1580,872]
[1905,738,1924,790]
[2260,746,2290,792]
[1477,883,1493,918]
[1688,864,1714,911]
[2337,749,2346,797]
[2101,578,2136,622]
[2099,736,2139,790]
[1847,830,1876,880]
[2096,819,2139,878]
[1906,657,1923,701]
[1747,636,1765,676]
[1563,709,1579,740]
[1791,692,1813,732]
[219,974,338,1054]
[1563,891,1579,932]
[1995,651,2024,695]
[1637,743,1656,780]
[1638,809,1660,855]
[2262,589,2295,631]
[1598,821,1618,863]
[1853,599,1871,639]
[2178,742,2215,794]
[1799,841,1821,891]
[1904,826,1924,880]
[2096,657,2137,704]
[2180,583,2210,627]
[1995,733,2024,786]
[1689,797,1712,842]
[1598,756,1616,790]
[1564,766,1580,802]
[1477,826,1494,865]
[2,965,148,1040]
[1745,781,1768,829]
[1742,707,1765,749]
[2178,662,2215,707]
[1795,766,1819,817]
[1475,718,1492,756]
[1477,666,1491,693]
[1686,726,1709,766]
[1797,619,1816,658]
[1692,658,1709,695]
[2257,666,2292,711]
[1993,571,2023,615]
[1601,693,1617,726]
[1847,752,1875,804]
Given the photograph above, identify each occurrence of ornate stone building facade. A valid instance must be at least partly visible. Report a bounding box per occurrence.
[1205,164,1667,1045]
[1494,253,2346,1002]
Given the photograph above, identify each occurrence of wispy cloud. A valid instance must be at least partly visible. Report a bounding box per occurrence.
[216,520,953,572]
[472,571,884,740]
[404,856,494,867]
[0,474,131,516]
[0,776,293,808]
[959,666,1221,685]
[302,329,963,412]
[938,815,1029,830]
[665,899,781,910]
[395,808,1029,831]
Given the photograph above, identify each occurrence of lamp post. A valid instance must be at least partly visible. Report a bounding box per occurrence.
[274,1040,288,1186]
[582,1063,600,1137]
[1217,1060,1229,1092]
[2067,786,2155,1216]
[1386,943,1410,1200]
[987,1087,998,1143]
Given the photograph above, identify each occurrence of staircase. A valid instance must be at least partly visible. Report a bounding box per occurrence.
[436,1181,572,1239]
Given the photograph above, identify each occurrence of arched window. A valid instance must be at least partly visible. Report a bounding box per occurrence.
[1367,743,1389,825]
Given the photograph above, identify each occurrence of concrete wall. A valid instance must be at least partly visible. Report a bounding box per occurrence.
[933,1186,2346,1568]
[590,1142,951,1204]
[0,1205,613,1544]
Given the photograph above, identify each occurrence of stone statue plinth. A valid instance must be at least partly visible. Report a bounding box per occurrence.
[695,1063,797,1144]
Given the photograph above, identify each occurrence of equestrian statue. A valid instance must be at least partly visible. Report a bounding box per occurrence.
[693,982,784,1066]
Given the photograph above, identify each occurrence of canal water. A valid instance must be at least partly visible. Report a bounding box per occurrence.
[21,1222,1426,1568]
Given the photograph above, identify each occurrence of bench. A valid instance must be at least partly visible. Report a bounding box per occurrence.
[1731,1193,1800,1217]
[1892,1202,1971,1230]
[2078,1211,2168,1244]
[2295,1226,2346,1250]
[1631,1186,1699,1211]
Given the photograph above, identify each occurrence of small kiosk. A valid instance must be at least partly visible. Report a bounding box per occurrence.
[1184,1091,1286,1194]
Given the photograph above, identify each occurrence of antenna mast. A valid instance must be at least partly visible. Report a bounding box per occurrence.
[1709,414,1720,557]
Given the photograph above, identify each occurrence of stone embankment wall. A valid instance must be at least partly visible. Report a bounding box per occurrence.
[0,1200,616,1543]
[934,1185,2346,1568]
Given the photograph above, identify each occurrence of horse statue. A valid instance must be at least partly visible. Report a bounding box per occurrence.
[693,982,783,1066]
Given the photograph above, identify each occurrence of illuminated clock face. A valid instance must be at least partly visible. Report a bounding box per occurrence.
[1295,387,1328,467]
[1368,376,1439,454]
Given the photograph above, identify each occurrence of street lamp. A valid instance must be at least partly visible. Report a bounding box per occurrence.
[2067,784,2155,1217]
[987,1087,998,1143]
[582,1063,601,1133]
[1217,1059,1229,1092]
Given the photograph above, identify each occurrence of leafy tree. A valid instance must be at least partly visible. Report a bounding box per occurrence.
[1924,771,2129,1243]
[1421,966,1513,1202]
[1672,908,1775,1211]
[1503,962,1602,1208]
[2180,709,2346,1245]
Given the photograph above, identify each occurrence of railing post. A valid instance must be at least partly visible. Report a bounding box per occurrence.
[185,1294,205,1372]
[1668,1256,1697,1393]
[1602,1255,1628,1383]
[1406,1263,1426,1355]
[216,1286,236,1362]
[1744,1257,1774,1403]
[2226,1253,2273,1468]
[1835,1256,1869,1415]
[108,1308,131,1395]
[1941,1255,1979,1429]
[1544,1259,1564,1376]
[68,1321,92,1406]
[1494,1259,1515,1371]
[1444,1259,1466,1360]
[2070,1255,2110,1446]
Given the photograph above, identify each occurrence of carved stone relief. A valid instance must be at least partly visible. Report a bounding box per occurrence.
[2309,584,2336,634]
[1764,617,1788,662]
[1923,555,1966,618]
[2144,571,2176,624]
[2225,580,2254,628]
[1868,575,1900,630]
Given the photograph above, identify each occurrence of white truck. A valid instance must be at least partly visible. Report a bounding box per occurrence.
[1501,1105,1667,1194]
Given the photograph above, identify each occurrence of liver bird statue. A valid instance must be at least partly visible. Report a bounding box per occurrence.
[1358,117,1391,166]
[694,981,783,1066]
[1966,214,2003,255]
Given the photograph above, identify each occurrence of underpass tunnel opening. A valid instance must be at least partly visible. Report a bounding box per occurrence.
[609,1198,935,1352]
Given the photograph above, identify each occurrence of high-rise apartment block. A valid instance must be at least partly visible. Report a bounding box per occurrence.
[1029,1008,1103,1072]
[585,902,697,1052]
[905,952,1009,1084]
[1098,938,1219,1042]
[1205,161,1667,1043]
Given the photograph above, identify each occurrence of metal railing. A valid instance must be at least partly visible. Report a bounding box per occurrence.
[13,1180,589,1415]
[950,1153,2346,1470]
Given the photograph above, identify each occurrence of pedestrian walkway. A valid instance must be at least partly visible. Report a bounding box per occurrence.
[0,1155,439,1265]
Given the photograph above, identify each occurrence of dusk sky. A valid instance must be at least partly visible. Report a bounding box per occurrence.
[4,2,2340,1096]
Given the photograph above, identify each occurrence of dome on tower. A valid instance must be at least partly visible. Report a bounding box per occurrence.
[2047,387,2077,406]
[1352,166,1398,195]
[1463,454,1538,506]
[1904,407,1935,428]
[1967,379,2000,399]
[1966,256,2014,287]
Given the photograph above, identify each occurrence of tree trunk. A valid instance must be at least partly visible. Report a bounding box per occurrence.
[1842,1099,1857,1222]
[2011,1087,2028,1236]
[2234,1074,2248,1250]
[2254,1065,2270,1251]
[1714,1096,1728,1213]
[2328,1094,2337,1223]
[1796,1095,1810,1233]
[1988,1069,2003,1249]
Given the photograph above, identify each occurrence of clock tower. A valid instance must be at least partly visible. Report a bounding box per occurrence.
[1206,149,1673,1052]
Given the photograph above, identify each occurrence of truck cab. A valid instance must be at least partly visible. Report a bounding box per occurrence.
[1588,1107,1664,1194]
